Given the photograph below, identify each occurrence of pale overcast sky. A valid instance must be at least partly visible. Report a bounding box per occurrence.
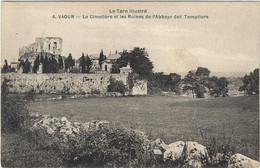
[1,2,259,74]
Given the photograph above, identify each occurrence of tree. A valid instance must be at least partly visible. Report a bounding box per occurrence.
[58,55,63,69]
[169,73,182,93]
[115,47,154,79]
[65,53,75,72]
[128,47,154,79]
[85,54,92,73]
[182,70,199,98]
[111,63,120,73]
[3,60,8,70]
[64,59,69,72]
[239,68,259,95]
[23,59,31,73]
[182,67,211,98]
[195,67,210,78]
[18,60,24,71]
[146,72,182,94]
[33,55,40,73]
[49,56,59,73]
[1,60,10,73]
[99,49,105,69]
[42,56,49,73]
[208,76,229,97]
[218,77,229,97]
[107,77,126,95]
[40,52,44,64]
[80,53,86,73]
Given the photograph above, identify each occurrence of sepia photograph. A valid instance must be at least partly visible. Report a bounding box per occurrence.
[1,2,259,167]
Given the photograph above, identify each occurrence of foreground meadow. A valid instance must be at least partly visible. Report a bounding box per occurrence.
[27,94,259,160]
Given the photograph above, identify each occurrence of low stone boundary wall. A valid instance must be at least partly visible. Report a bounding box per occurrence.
[1,73,147,95]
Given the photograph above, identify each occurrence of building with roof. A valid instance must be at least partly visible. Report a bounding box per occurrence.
[119,63,132,75]
[101,53,120,73]
[76,52,121,73]
[10,62,19,72]
[89,54,101,73]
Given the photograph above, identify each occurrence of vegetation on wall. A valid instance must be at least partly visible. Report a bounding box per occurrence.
[107,77,127,95]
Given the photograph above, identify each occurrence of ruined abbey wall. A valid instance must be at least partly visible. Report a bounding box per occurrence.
[1,73,147,95]
[19,37,62,57]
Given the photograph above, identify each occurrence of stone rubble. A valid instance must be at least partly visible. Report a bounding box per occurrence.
[182,141,210,168]
[151,139,260,168]
[30,116,259,168]
[164,141,185,162]
[228,153,260,168]
[32,115,109,140]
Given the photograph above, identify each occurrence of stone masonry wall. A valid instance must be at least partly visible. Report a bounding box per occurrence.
[1,73,134,94]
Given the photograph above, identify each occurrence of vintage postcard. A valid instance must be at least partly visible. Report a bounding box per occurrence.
[1,2,259,167]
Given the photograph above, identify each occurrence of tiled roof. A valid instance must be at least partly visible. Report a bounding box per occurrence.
[107,53,120,60]
[89,54,99,60]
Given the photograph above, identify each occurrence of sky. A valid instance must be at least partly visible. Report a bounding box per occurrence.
[1,2,259,75]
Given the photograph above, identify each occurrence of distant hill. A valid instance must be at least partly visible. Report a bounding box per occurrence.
[210,72,247,78]
[172,71,247,78]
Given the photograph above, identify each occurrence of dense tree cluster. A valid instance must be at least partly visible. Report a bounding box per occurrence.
[147,72,181,94]
[112,47,154,79]
[33,54,60,73]
[1,60,15,73]
[19,59,31,73]
[79,53,92,73]
[207,76,229,97]
[182,67,229,98]
[64,53,75,72]
[239,68,259,95]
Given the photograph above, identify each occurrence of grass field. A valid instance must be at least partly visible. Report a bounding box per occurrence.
[27,94,259,160]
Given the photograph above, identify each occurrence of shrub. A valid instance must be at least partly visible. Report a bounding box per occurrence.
[205,134,235,167]
[1,78,30,133]
[81,91,86,95]
[127,72,135,90]
[29,118,155,167]
[148,86,163,95]
[24,89,36,101]
[107,77,126,95]
[195,86,206,98]
[39,90,44,95]
[64,122,153,167]
[91,89,101,95]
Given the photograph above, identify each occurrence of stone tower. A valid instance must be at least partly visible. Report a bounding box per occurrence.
[19,37,62,57]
